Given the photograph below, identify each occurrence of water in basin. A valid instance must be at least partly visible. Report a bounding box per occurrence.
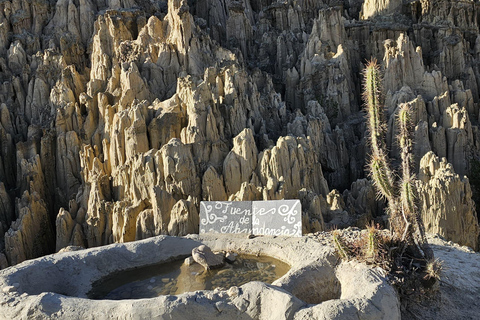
[89,254,290,300]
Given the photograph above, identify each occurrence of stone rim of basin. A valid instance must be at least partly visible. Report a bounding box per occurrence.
[0,233,400,320]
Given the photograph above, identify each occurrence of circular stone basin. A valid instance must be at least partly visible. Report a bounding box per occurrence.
[89,254,290,299]
[0,233,401,320]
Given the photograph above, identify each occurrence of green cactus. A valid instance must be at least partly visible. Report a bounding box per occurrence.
[333,230,350,260]
[363,59,402,236]
[365,224,378,260]
[363,60,385,156]
[369,154,395,201]
[363,60,433,260]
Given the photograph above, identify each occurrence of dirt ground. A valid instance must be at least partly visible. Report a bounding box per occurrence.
[401,235,480,320]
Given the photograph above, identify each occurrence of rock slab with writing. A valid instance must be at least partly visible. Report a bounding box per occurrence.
[192,245,225,270]
[199,200,302,237]
[252,200,302,237]
[200,201,253,234]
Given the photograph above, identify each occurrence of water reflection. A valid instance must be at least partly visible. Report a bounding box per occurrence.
[89,254,290,300]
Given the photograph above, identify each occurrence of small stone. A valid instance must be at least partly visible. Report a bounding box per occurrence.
[227,286,240,297]
[149,278,156,283]
[161,278,170,283]
[235,298,249,312]
[2,286,16,293]
[225,252,237,263]
[184,256,195,266]
[215,301,227,312]
[147,285,153,290]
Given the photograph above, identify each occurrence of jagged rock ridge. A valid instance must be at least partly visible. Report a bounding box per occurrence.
[0,0,478,267]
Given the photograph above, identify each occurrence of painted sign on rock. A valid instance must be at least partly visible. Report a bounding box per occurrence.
[199,200,302,237]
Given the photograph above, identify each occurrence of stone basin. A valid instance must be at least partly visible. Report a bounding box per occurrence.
[0,234,400,319]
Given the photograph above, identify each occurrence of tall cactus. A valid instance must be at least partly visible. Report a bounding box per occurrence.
[363,60,433,260]
[363,59,400,234]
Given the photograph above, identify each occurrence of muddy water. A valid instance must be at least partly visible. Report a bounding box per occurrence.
[89,254,290,300]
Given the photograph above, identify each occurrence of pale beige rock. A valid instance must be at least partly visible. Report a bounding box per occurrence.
[112,200,145,243]
[417,152,479,250]
[361,0,403,19]
[56,131,81,201]
[298,189,325,233]
[83,176,113,247]
[229,182,263,201]
[4,191,54,265]
[158,138,200,199]
[202,166,227,201]
[0,0,480,270]
[258,136,329,199]
[168,198,199,236]
[223,128,258,195]
[55,208,76,252]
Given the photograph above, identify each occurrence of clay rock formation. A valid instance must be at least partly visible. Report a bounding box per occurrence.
[417,152,480,250]
[0,0,478,268]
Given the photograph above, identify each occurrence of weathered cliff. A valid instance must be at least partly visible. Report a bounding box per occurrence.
[0,0,478,266]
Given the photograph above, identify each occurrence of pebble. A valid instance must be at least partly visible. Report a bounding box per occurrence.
[227,286,240,297]
[215,301,228,312]
[149,278,156,283]
[184,256,195,266]
[225,252,237,263]
[2,286,16,293]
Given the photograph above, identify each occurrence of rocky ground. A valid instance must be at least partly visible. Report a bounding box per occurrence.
[402,234,480,320]
[314,230,480,320]
[0,231,478,319]
[0,0,478,269]
[0,233,400,319]
[0,0,477,318]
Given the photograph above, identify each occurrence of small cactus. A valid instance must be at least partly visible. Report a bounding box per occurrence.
[333,230,350,260]
[365,224,378,260]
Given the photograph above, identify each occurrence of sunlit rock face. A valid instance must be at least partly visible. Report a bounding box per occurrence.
[0,0,478,267]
